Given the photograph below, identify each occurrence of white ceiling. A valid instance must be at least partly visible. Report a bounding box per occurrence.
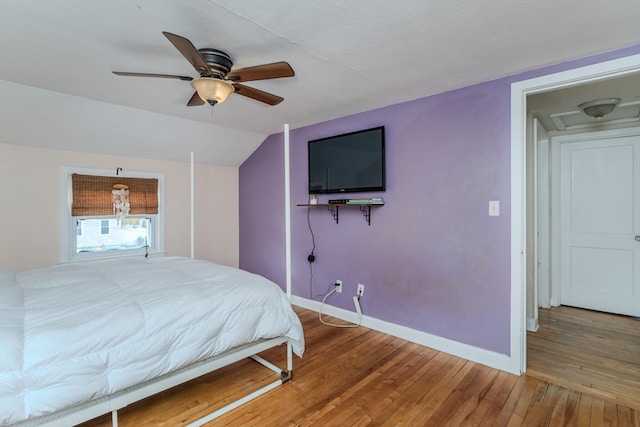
[1,0,639,165]
[529,73,640,132]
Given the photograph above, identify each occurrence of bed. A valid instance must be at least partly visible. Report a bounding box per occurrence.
[0,256,304,426]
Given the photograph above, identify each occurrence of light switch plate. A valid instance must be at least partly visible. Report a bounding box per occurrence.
[489,200,500,216]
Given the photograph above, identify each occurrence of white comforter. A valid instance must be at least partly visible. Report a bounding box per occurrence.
[0,257,304,425]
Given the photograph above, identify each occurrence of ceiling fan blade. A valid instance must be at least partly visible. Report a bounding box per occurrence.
[113,71,193,81]
[162,31,212,76]
[187,91,205,107]
[232,83,284,106]
[227,62,294,82]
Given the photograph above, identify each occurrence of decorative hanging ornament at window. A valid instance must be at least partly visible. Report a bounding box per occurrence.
[112,184,130,225]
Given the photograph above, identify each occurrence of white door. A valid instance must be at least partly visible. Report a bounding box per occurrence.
[559,132,640,316]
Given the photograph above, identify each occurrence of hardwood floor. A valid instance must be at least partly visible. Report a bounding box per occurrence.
[79,307,639,426]
[527,305,640,410]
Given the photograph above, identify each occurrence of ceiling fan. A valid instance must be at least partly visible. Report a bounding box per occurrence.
[113,32,294,107]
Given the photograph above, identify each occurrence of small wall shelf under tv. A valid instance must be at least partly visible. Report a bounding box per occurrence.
[297,203,384,226]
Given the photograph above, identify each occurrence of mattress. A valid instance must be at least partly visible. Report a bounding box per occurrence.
[0,257,304,425]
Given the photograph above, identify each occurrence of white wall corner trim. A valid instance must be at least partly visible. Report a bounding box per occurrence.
[292,296,517,375]
[510,53,640,376]
[190,151,194,259]
[284,124,292,302]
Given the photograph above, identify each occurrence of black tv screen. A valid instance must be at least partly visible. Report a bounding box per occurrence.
[308,126,385,194]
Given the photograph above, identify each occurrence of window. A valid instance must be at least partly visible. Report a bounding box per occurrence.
[100,219,110,235]
[77,217,152,253]
[60,167,165,262]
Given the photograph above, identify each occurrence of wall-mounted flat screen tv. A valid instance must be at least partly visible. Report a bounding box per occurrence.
[308,126,385,194]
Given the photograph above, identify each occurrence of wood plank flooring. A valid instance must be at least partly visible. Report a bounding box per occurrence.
[527,305,640,410]
[79,307,639,426]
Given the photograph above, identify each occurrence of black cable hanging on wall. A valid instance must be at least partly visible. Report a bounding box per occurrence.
[307,204,332,299]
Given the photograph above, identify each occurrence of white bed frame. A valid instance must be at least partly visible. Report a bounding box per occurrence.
[14,337,294,426]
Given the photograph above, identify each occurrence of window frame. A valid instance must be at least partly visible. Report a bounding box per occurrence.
[60,167,165,263]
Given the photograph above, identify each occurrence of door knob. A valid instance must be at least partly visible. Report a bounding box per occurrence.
[636,235,640,242]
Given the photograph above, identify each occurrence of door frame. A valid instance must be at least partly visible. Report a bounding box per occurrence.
[509,53,640,374]
[534,119,551,310]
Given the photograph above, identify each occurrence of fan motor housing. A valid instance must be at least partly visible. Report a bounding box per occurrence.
[198,48,233,77]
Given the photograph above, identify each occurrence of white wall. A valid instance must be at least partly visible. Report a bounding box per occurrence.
[0,143,239,272]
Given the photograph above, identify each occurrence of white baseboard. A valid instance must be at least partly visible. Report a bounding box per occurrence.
[292,295,520,375]
[527,317,539,332]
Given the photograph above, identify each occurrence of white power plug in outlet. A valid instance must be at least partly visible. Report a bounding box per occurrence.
[335,280,342,293]
[353,296,363,320]
[357,283,364,297]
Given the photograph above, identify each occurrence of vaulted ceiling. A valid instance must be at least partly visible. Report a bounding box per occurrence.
[1,1,639,165]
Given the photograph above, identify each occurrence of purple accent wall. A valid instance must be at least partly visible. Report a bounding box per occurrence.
[239,133,286,286]
[240,45,639,356]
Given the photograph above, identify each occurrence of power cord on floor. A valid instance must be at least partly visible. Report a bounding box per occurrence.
[318,288,363,328]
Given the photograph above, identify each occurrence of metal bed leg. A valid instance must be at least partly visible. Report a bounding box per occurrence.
[185,379,282,427]
[250,355,283,375]
[111,410,118,427]
[187,344,294,426]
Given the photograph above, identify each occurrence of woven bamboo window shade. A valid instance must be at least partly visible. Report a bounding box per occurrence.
[71,174,158,216]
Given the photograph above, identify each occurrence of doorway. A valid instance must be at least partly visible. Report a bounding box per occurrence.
[509,53,640,375]
[527,124,640,406]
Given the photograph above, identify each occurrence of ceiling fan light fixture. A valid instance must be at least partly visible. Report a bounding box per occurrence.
[578,98,621,119]
[191,78,234,105]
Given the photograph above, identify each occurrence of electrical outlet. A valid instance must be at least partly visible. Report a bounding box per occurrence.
[357,283,365,297]
[335,280,342,293]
